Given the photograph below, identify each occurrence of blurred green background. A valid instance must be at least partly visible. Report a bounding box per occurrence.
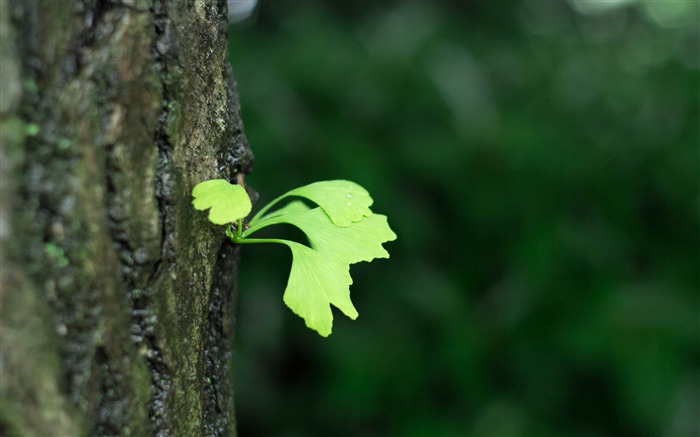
[227,1,699,436]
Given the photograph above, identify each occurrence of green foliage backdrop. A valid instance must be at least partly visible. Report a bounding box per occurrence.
[228,1,699,436]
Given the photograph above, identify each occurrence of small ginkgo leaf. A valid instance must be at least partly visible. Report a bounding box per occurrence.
[280,240,358,337]
[192,179,251,225]
[257,206,396,265]
[285,180,373,227]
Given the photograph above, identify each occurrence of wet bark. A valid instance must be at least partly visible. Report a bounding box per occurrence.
[0,1,253,435]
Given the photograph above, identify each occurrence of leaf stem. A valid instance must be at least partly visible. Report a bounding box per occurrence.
[236,218,243,239]
[232,236,290,246]
[248,193,288,225]
[241,214,290,239]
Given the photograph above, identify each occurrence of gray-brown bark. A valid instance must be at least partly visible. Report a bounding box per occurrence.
[0,1,253,435]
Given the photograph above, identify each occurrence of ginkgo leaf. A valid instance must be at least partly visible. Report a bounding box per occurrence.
[279,240,358,337]
[241,203,395,336]
[291,209,396,264]
[250,180,374,228]
[248,204,396,265]
[192,179,251,225]
[286,180,373,227]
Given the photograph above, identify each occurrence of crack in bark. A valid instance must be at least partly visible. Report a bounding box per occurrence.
[101,3,174,434]
[142,2,178,434]
[89,346,129,436]
[202,241,239,436]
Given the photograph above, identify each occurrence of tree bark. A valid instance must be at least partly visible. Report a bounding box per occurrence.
[0,1,253,435]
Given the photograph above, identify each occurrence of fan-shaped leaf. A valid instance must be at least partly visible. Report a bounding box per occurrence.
[285,180,373,227]
[192,179,251,225]
[280,240,357,337]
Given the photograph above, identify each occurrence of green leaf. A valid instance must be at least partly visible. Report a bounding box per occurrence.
[289,208,396,264]
[286,180,373,227]
[281,240,358,337]
[240,201,396,336]
[192,179,252,225]
[268,180,372,227]
[245,200,396,265]
[249,180,374,227]
[242,203,395,336]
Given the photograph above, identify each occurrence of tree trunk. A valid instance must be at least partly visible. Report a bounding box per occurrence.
[0,1,253,435]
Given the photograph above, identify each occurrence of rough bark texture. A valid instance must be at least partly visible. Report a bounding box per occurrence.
[0,1,253,435]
